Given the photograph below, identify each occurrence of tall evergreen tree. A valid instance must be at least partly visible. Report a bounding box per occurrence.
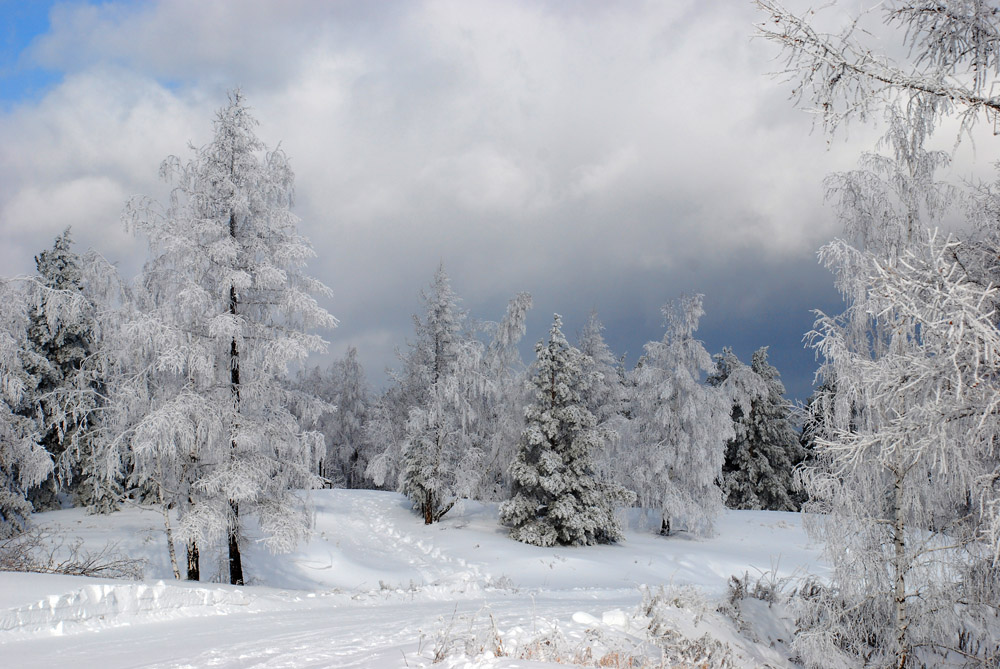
[118,91,335,584]
[500,315,632,547]
[21,228,101,511]
[708,347,803,511]
[0,281,51,538]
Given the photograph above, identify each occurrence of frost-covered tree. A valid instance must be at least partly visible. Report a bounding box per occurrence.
[472,291,532,501]
[756,0,1000,136]
[626,295,733,537]
[500,314,632,547]
[799,234,1000,668]
[395,265,484,524]
[293,348,371,488]
[576,311,627,487]
[758,4,1000,663]
[328,347,370,489]
[368,269,532,513]
[117,91,335,584]
[708,347,802,512]
[0,281,52,538]
[20,229,102,511]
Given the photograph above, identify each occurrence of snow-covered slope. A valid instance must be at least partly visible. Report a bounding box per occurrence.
[1,490,824,668]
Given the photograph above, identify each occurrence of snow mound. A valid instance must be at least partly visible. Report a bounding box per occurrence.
[0,580,256,638]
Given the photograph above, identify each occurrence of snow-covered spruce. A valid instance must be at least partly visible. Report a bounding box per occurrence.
[500,314,633,547]
[708,347,803,512]
[21,229,105,513]
[0,233,121,538]
[114,91,336,584]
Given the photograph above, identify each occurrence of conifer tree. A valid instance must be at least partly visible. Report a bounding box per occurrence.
[21,229,101,511]
[708,347,803,511]
[0,281,50,537]
[500,315,632,547]
[118,91,335,584]
[627,296,733,536]
[397,265,482,523]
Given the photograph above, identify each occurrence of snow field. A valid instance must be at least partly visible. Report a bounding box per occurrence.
[1,489,824,667]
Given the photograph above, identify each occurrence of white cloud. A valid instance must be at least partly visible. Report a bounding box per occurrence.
[3,0,992,398]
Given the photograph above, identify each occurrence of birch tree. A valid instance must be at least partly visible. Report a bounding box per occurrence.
[755,0,1000,136]
[798,234,1000,668]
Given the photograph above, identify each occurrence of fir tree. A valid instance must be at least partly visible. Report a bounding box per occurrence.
[500,314,633,547]
[21,228,101,511]
[708,347,803,512]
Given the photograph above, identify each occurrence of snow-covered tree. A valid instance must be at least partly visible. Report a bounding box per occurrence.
[292,348,371,488]
[708,347,802,512]
[626,295,733,537]
[117,91,335,584]
[471,291,532,501]
[575,311,628,488]
[328,347,370,489]
[368,268,532,515]
[395,265,484,524]
[0,281,51,538]
[798,234,1000,667]
[19,229,103,511]
[758,4,1000,663]
[755,0,1000,136]
[500,314,633,547]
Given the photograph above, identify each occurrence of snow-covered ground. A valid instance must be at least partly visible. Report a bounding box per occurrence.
[1,490,825,667]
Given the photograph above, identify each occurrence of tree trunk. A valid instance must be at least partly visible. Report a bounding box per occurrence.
[893,465,909,668]
[660,516,671,536]
[227,209,245,587]
[423,493,434,525]
[158,483,180,580]
[229,500,244,585]
[186,539,200,581]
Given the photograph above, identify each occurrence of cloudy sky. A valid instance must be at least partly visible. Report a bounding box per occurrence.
[1,0,990,401]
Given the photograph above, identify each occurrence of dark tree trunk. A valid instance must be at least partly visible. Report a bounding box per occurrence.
[423,494,434,525]
[186,539,200,581]
[660,517,671,536]
[227,210,245,587]
[228,500,244,585]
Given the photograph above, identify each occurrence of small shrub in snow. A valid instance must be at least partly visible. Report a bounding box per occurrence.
[638,585,737,668]
[0,525,144,579]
